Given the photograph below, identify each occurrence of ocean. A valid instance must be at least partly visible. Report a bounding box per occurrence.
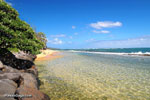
[71,48,150,53]
[35,48,150,100]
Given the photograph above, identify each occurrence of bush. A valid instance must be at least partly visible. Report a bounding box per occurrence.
[0,0,45,55]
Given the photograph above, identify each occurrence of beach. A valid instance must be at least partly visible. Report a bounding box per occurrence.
[35,49,62,61]
[35,51,150,100]
[1,0,150,100]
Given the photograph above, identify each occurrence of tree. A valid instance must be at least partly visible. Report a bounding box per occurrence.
[36,32,47,49]
[0,0,44,54]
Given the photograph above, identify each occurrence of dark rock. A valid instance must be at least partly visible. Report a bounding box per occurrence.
[0,79,17,100]
[25,65,38,77]
[0,48,34,70]
[1,79,17,89]
[14,51,37,62]
[0,49,50,99]
[17,87,50,100]
[3,65,20,73]
[141,54,150,56]
[15,72,50,100]
[16,59,34,70]
[20,73,38,89]
[0,73,21,82]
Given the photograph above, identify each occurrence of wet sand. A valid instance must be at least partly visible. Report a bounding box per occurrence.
[35,49,62,61]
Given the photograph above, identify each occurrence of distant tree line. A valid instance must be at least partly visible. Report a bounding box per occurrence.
[0,0,47,54]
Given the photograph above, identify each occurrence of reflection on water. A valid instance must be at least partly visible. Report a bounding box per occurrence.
[35,52,150,100]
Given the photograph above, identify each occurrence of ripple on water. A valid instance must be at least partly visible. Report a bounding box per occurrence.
[35,52,150,100]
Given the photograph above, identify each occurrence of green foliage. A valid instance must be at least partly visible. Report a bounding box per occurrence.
[8,48,19,52]
[0,0,45,54]
[36,32,47,49]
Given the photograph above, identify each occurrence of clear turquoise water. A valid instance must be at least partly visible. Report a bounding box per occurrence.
[35,52,150,100]
[68,48,150,53]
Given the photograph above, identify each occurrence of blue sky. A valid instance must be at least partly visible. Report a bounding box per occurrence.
[6,0,150,49]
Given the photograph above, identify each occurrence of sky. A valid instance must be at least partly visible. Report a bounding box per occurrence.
[6,0,150,49]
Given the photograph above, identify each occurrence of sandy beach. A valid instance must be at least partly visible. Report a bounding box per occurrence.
[35,49,62,61]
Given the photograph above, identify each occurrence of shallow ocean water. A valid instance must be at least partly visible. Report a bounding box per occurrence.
[35,52,150,100]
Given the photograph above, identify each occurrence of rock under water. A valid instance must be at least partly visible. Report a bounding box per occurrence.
[0,49,50,100]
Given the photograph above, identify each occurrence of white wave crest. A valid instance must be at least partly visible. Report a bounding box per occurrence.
[67,50,150,56]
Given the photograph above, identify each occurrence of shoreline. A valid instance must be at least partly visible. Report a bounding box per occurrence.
[35,49,62,61]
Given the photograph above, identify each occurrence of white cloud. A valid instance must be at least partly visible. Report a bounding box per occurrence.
[90,21,122,29]
[7,2,12,6]
[87,36,150,48]
[93,30,110,34]
[5,0,12,6]
[69,36,73,39]
[50,34,66,38]
[86,38,95,42]
[72,26,76,29]
[48,38,63,45]
[74,33,78,35]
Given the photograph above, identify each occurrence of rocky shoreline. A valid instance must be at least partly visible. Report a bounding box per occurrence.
[0,50,50,100]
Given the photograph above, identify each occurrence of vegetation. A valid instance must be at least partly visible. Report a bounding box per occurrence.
[0,0,46,55]
[36,32,47,49]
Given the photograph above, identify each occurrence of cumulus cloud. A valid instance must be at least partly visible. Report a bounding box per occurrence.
[48,38,63,45]
[72,26,76,29]
[74,33,78,35]
[87,36,150,48]
[50,34,66,38]
[90,21,122,29]
[93,30,110,34]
